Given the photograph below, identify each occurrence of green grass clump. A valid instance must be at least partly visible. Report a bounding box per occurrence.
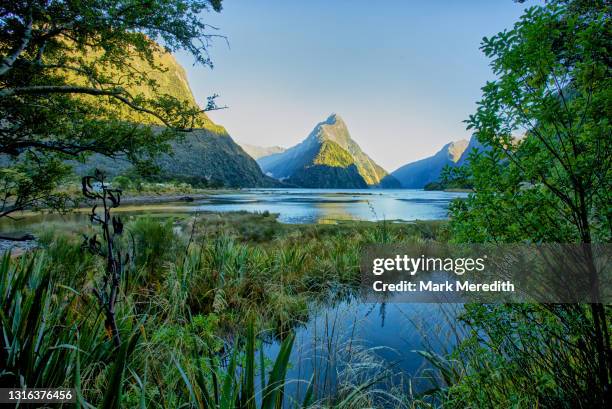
[128,216,181,279]
[413,303,611,409]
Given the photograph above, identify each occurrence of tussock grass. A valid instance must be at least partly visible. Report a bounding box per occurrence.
[1,212,447,407]
[4,212,600,407]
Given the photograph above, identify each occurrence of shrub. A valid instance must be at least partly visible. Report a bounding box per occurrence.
[128,216,180,280]
[112,175,132,190]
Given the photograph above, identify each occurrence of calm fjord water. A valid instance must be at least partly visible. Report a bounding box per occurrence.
[0,189,466,233]
[195,188,467,223]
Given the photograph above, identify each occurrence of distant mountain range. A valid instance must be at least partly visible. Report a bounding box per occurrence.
[257,114,400,188]
[391,137,485,188]
[239,144,286,160]
[76,45,486,190]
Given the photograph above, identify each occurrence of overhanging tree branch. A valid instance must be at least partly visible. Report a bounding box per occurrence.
[0,9,33,76]
[0,85,125,98]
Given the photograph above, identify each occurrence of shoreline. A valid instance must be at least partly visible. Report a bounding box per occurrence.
[119,192,213,205]
[0,189,455,252]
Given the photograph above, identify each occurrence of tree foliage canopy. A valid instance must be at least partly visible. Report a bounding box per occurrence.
[451,0,611,244]
[0,0,224,218]
[448,1,611,405]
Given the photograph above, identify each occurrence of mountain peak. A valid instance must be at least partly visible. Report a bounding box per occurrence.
[311,113,351,147]
[239,143,286,160]
[324,113,341,124]
[391,138,472,188]
[446,139,469,162]
[258,114,397,187]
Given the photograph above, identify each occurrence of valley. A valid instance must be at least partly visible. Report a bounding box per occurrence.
[61,49,469,192]
[2,1,607,407]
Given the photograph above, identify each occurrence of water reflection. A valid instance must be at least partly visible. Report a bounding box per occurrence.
[0,189,466,232]
[196,189,467,224]
[261,292,464,403]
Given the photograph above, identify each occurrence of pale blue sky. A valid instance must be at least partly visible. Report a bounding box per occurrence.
[176,0,534,171]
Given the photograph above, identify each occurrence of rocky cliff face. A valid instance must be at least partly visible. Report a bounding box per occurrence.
[258,114,399,188]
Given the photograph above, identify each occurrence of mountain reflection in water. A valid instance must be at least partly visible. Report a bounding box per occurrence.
[196,188,467,224]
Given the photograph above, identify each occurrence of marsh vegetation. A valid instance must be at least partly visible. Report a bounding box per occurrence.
[1,210,456,408]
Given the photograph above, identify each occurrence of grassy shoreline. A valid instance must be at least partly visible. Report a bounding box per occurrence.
[1,211,451,407]
[3,210,606,407]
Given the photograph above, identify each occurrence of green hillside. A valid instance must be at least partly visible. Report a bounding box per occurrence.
[74,46,271,187]
[313,140,356,167]
[288,164,367,188]
[78,127,278,187]
[286,140,368,188]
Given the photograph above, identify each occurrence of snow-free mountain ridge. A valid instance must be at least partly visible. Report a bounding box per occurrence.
[391,140,469,188]
[258,114,400,188]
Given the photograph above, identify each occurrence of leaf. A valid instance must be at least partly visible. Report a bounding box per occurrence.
[101,331,140,409]
[301,375,315,408]
[220,343,239,409]
[261,333,294,409]
[243,319,256,409]
[174,355,199,408]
